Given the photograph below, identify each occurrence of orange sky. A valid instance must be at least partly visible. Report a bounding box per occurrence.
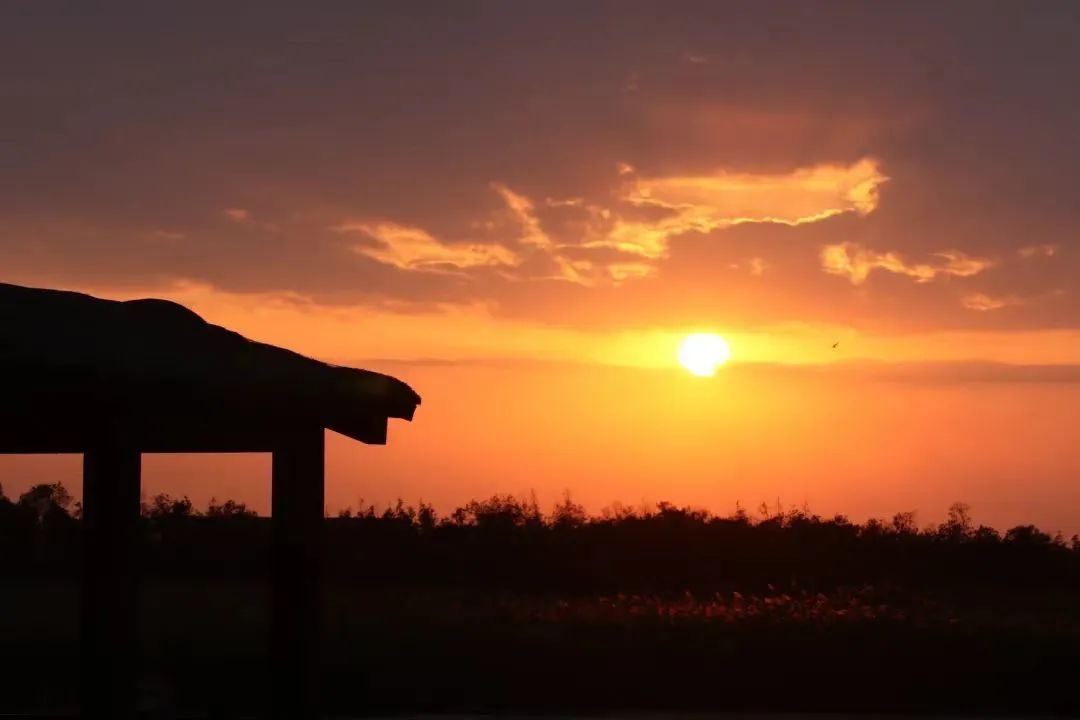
[3,3,1080,533]
[6,358,1080,534]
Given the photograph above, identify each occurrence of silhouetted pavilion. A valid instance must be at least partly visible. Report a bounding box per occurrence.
[0,282,420,719]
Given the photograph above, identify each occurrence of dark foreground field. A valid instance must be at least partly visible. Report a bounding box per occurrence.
[4,487,1080,716]
[1,579,1078,718]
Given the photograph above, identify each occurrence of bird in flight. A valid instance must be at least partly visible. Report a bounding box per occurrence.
[832,341,839,349]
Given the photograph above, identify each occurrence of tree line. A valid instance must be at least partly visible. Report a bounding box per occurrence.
[2,482,1078,592]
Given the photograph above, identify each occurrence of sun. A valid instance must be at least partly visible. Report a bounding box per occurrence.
[677,333,731,377]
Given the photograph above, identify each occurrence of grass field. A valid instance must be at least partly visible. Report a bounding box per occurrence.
[1,578,1078,717]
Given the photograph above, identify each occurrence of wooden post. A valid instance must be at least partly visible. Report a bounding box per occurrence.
[271,426,325,719]
[81,443,142,720]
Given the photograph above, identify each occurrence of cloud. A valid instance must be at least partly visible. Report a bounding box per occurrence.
[491,184,555,250]
[682,51,709,64]
[961,293,1025,312]
[331,186,656,288]
[584,217,672,260]
[223,208,251,223]
[491,183,679,285]
[606,262,655,282]
[821,242,993,285]
[1018,244,1059,258]
[333,221,519,272]
[504,158,889,277]
[727,257,768,276]
[335,159,889,291]
[490,184,608,284]
[570,158,889,261]
[624,157,887,225]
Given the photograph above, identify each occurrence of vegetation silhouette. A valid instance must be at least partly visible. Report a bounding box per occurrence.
[1,482,1079,715]
[5,482,1078,591]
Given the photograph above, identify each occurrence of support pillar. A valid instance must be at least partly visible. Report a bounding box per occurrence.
[81,443,141,720]
[270,426,325,719]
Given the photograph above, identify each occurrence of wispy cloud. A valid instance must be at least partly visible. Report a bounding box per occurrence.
[728,257,768,276]
[491,184,555,250]
[821,242,993,285]
[1018,244,1059,259]
[223,208,251,223]
[333,221,519,272]
[961,292,1025,311]
[605,262,655,282]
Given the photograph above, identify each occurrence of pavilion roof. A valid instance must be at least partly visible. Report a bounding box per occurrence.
[0,283,420,446]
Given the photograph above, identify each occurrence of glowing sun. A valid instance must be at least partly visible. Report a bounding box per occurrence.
[677,333,731,376]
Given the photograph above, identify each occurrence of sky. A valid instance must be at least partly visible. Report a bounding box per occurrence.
[2,1,1080,532]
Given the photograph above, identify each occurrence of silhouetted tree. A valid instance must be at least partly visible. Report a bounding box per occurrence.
[143,493,197,520]
[937,502,974,541]
[205,498,256,519]
[1004,524,1054,546]
[18,483,72,524]
[551,490,587,528]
